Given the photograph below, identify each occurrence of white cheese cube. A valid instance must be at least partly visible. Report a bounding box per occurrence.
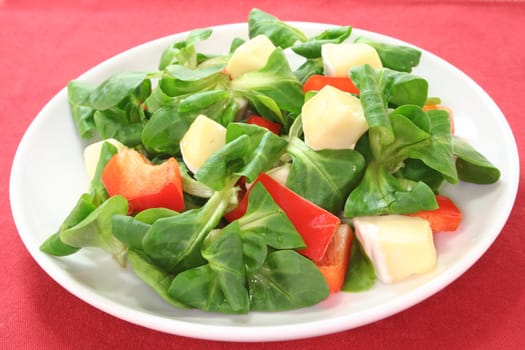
[301,85,368,150]
[83,138,126,182]
[322,42,383,77]
[353,215,437,284]
[180,114,227,173]
[225,35,276,79]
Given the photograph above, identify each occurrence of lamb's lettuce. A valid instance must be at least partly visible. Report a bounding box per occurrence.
[225,123,288,182]
[88,72,150,111]
[88,141,119,206]
[453,136,501,184]
[354,36,422,73]
[292,26,352,59]
[231,48,305,125]
[286,137,366,214]
[395,158,445,193]
[195,135,251,191]
[350,64,395,153]
[294,57,324,84]
[169,223,250,314]
[158,28,213,70]
[139,179,329,312]
[195,123,288,190]
[59,195,128,266]
[127,249,188,308]
[93,108,144,147]
[142,184,235,273]
[395,107,457,183]
[344,64,454,217]
[178,89,238,126]
[345,162,438,216]
[248,8,307,48]
[68,72,152,146]
[160,64,227,97]
[111,214,151,250]
[248,250,329,311]
[40,142,122,258]
[143,84,178,114]
[381,69,428,107]
[67,81,96,138]
[141,106,193,155]
[134,207,179,224]
[342,237,376,292]
[236,182,305,250]
[142,92,238,157]
[39,193,94,256]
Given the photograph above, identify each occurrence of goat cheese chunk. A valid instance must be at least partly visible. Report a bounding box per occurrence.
[225,35,276,79]
[322,42,383,77]
[301,85,368,150]
[353,215,437,284]
[180,115,227,174]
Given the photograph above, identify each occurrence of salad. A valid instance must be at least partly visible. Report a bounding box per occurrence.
[39,8,500,314]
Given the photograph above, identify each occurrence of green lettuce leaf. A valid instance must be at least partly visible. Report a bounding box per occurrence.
[248,8,307,48]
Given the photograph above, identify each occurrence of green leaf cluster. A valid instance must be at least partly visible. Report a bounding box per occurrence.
[40,142,128,265]
[344,65,453,217]
[116,182,328,313]
[41,8,501,313]
[68,23,305,157]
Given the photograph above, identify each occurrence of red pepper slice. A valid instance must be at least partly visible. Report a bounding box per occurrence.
[246,115,282,135]
[101,148,184,213]
[316,224,353,293]
[303,75,360,95]
[409,195,462,233]
[225,173,341,262]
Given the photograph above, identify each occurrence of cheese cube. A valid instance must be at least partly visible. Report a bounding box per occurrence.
[301,85,368,150]
[180,115,227,173]
[353,215,437,284]
[225,35,276,79]
[83,138,126,182]
[322,42,382,77]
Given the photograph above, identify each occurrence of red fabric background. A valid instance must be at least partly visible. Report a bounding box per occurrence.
[2,0,524,349]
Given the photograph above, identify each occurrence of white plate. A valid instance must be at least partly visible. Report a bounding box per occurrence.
[10,22,519,342]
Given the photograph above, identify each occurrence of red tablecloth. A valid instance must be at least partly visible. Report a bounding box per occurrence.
[2,0,524,349]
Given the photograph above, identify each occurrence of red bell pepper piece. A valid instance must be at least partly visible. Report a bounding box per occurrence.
[316,224,353,293]
[409,195,462,233]
[303,74,360,95]
[246,115,282,135]
[225,173,341,262]
[101,148,184,213]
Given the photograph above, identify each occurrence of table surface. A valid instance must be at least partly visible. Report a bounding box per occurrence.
[2,0,524,349]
